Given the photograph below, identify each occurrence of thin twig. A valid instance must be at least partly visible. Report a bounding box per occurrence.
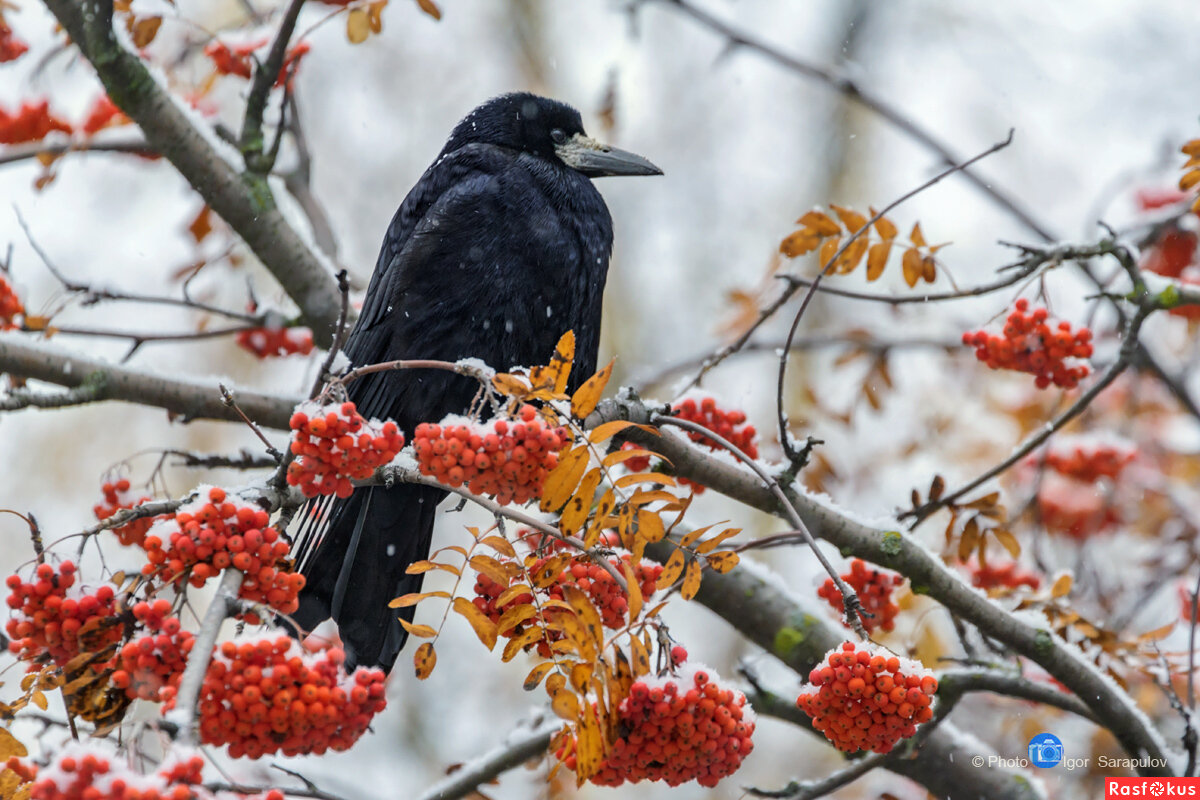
[309,269,350,399]
[220,384,284,462]
[774,131,1015,463]
[414,718,560,800]
[653,413,867,636]
[0,139,155,167]
[239,0,307,173]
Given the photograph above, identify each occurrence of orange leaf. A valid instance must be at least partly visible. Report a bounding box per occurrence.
[614,472,676,489]
[496,602,539,634]
[818,236,841,271]
[705,551,739,573]
[921,255,937,283]
[413,642,436,679]
[871,211,898,240]
[128,15,162,48]
[657,548,685,589]
[681,559,703,600]
[405,560,460,576]
[388,590,450,608]
[836,235,869,274]
[589,419,659,444]
[1051,573,1073,599]
[901,247,922,288]
[629,630,650,676]
[0,728,28,759]
[399,619,437,638]
[603,448,664,468]
[909,222,927,248]
[571,359,613,419]
[831,204,867,233]
[1180,170,1200,191]
[780,229,822,257]
[496,583,533,607]
[346,8,371,43]
[187,205,212,243]
[414,0,442,19]
[540,445,589,512]
[453,596,498,650]
[479,535,516,559]
[469,554,512,586]
[866,241,891,281]
[694,527,742,555]
[559,467,602,536]
[523,661,555,691]
[367,0,388,32]
[797,209,842,236]
[623,561,643,621]
[551,688,580,721]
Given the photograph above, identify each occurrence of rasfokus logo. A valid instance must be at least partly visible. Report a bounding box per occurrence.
[1106,778,1200,797]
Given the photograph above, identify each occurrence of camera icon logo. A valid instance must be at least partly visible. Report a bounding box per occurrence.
[1027,733,1064,767]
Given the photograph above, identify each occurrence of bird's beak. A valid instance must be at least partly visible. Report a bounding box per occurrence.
[556,134,663,178]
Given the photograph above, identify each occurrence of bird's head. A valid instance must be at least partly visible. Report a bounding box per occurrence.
[445,92,662,178]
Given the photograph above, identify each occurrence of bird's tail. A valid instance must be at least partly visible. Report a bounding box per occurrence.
[291,483,443,673]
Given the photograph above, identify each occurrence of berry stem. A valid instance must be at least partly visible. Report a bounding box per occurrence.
[163,567,243,747]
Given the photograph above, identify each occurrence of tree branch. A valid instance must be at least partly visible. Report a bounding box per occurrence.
[414,718,561,800]
[39,0,342,341]
[591,393,1174,774]
[0,334,299,427]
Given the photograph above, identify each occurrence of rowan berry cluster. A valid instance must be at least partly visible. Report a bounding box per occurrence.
[0,273,23,330]
[164,634,387,759]
[473,546,662,655]
[5,561,122,671]
[566,659,756,788]
[414,405,569,505]
[0,23,27,63]
[94,478,157,547]
[1036,472,1119,540]
[287,402,405,498]
[967,560,1041,591]
[111,599,194,702]
[1042,437,1136,483]
[963,299,1093,389]
[796,641,937,754]
[0,100,72,145]
[623,396,758,494]
[141,487,303,618]
[236,325,315,358]
[817,559,903,634]
[204,39,311,88]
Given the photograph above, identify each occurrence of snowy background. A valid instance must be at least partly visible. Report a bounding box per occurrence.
[2,0,1200,797]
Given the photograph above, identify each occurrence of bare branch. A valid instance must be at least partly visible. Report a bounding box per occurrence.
[414,718,560,800]
[39,0,342,341]
[0,334,299,427]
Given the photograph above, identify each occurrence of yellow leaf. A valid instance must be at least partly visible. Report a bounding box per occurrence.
[496,602,539,634]
[469,554,512,586]
[835,235,869,274]
[1139,622,1176,642]
[0,728,28,759]
[901,247,922,288]
[909,222,927,248]
[614,472,676,489]
[570,662,593,693]
[496,583,533,607]
[388,590,450,608]
[346,7,371,43]
[644,600,669,619]
[695,527,742,555]
[453,596,498,650]
[540,330,575,395]
[491,373,530,398]
[831,204,867,232]
[797,209,842,236]
[560,467,603,536]
[413,642,436,679]
[551,688,580,720]
[679,523,717,549]
[560,585,603,661]
[571,359,614,419]
[589,419,659,444]
[531,553,573,589]
[680,559,703,600]
[540,445,589,513]
[629,631,650,676]
[705,551,739,573]
[1182,139,1200,157]
[657,548,685,589]
[636,508,665,544]
[603,448,665,468]
[1180,170,1200,191]
[958,517,980,562]
[623,561,643,621]
[523,661,555,691]
[1051,573,1073,599]
[479,535,516,559]
[398,619,437,638]
[866,241,891,281]
[502,626,548,661]
[414,0,442,19]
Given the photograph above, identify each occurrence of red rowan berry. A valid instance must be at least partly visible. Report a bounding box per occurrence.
[816,559,903,634]
[963,300,1093,389]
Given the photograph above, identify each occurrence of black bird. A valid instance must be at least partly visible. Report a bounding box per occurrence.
[291,93,661,672]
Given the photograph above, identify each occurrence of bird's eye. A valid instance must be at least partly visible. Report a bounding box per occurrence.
[550,128,567,145]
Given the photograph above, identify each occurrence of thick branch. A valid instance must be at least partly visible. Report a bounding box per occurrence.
[592,393,1174,774]
[39,0,341,341]
[0,334,299,427]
